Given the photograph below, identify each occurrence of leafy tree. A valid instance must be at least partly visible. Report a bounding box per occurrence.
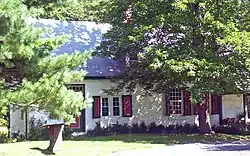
[23,0,105,21]
[96,0,250,133]
[0,0,90,123]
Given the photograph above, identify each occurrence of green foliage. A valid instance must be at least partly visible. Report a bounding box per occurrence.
[62,125,73,140]
[0,0,90,122]
[0,119,7,127]
[28,117,49,141]
[213,118,250,135]
[86,122,199,136]
[0,127,16,143]
[28,117,73,141]
[0,108,7,127]
[0,127,8,143]
[96,0,250,104]
[25,0,106,21]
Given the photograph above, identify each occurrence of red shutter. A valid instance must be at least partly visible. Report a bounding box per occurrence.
[211,94,219,114]
[122,95,133,117]
[165,90,170,116]
[183,90,191,115]
[69,116,80,129]
[92,96,101,118]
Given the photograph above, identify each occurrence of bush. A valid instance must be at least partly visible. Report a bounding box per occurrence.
[11,131,25,142]
[131,123,141,133]
[0,127,16,143]
[28,117,49,141]
[119,123,130,134]
[28,117,73,141]
[139,122,147,133]
[85,122,200,136]
[213,118,250,135]
[148,122,158,133]
[84,120,250,137]
[0,127,8,143]
[63,126,74,140]
[85,121,250,136]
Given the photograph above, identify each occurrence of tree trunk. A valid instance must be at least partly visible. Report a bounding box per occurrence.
[198,98,214,134]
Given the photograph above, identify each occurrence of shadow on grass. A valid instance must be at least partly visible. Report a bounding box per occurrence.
[70,133,250,145]
[30,147,55,155]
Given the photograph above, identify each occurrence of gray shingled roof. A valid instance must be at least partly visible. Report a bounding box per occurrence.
[30,18,122,77]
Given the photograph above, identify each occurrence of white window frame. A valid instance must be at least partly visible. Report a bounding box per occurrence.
[101,97,109,116]
[169,89,184,116]
[98,96,123,117]
[112,97,120,116]
[68,84,84,93]
[20,109,25,120]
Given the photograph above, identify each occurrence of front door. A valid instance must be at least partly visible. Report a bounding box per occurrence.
[68,84,86,132]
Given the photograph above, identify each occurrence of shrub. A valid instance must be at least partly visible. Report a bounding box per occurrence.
[131,123,141,133]
[119,123,130,134]
[0,127,8,143]
[213,117,250,135]
[182,124,192,134]
[11,131,25,142]
[28,117,49,141]
[86,122,105,136]
[139,122,147,133]
[176,124,183,133]
[85,122,201,136]
[148,122,159,133]
[0,127,16,143]
[110,122,122,135]
[191,124,199,133]
[0,118,7,127]
[63,126,74,140]
[28,117,73,141]
[165,124,175,132]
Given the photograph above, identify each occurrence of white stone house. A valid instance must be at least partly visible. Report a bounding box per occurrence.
[9,19,249,136]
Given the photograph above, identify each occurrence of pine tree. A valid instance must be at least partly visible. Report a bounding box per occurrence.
[0,0,90,123]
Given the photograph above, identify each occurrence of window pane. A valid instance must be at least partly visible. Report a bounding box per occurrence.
[102,98,108,107]
[102,108,109,116]
[113,107,120,116]
[102,98,109,116]
[169,89,183,115]
[113,97,119,106]
[113,97,120,116]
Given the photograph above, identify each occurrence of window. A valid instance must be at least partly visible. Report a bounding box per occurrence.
[68,84,85,93]
[169,89,183,115]
[113,97,120,116]
[102,98,109,116]
[21,110,25,120]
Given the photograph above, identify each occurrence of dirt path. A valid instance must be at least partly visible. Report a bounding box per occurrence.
[107,142,250,156]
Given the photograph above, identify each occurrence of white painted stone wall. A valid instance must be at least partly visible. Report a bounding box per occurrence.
[222,94,244,119]
[84,79,220,130]
[9,106,26,136]
[9,107,50,137]
[10,79,245,134]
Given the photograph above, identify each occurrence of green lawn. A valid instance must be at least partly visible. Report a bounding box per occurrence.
[0,133,250,156]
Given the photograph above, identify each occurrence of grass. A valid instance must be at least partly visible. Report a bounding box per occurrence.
[1,133,250,156]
